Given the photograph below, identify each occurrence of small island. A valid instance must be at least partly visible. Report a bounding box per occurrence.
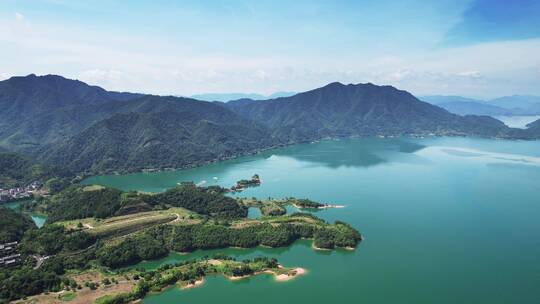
[229,174,261,192]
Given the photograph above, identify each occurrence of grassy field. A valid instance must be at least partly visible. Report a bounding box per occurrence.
[230,212,324,229]
[59,291,76,301]
[57,207,201,238]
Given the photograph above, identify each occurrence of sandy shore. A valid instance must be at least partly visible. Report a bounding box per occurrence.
[227,266,307,282]
[274,267,306,282]
[181,278,205,289]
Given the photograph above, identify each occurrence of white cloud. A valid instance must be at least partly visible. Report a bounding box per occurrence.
[455,70,482,78]
[0,12,539,98]
[15,12,24,21]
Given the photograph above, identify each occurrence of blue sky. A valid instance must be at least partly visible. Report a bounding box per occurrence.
[1,0,539,98]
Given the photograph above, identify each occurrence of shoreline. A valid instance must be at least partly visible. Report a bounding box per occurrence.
[181,278,205,289]
[174,265,307,292]
[79,133,528,179]
[292,203,346,210]
[273,267,306,282]
[225,266,307,283]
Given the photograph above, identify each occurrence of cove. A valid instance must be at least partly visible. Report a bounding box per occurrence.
[83,137,540,304]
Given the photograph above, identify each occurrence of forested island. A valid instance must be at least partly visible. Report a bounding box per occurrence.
[240,197,345,217]
[229,174,261,192]
[0,182,361,303]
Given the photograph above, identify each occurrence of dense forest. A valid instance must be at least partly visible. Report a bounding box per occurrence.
[97,215,361,268]
[150,183,247,218]
[0,152,71,189]
[0,208,36,243]
[45,183,247,223]
[45,186,124,223]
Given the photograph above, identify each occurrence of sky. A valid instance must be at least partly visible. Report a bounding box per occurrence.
[1,0,540,98]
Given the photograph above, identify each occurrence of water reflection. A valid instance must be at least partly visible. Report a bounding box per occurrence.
[265,138,426,169]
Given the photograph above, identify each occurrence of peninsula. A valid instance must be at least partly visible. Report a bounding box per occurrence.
[0,182,361,303]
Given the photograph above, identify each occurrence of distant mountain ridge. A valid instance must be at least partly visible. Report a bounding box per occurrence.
[191,91,296,102]
[421,95,540,116]
[1,74,539,174]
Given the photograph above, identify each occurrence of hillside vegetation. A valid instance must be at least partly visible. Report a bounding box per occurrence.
[1,75,540,175]
[226,82,519,142]
[44,183,247,223]
[0,152,70,188]
[1,181,361,302]
[0,208,36,243]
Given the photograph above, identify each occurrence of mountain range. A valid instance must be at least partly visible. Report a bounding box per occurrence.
[421,95,540,116]
[1,74,539,174]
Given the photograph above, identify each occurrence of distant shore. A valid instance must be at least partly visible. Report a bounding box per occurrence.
[79,133,506,178]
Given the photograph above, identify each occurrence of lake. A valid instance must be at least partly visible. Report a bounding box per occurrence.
[83,137,540,304]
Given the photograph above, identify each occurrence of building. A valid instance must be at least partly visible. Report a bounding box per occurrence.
[0,242,21,267]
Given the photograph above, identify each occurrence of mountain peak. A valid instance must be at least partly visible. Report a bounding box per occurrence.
[5,73,78,85]
[322,81,346,89]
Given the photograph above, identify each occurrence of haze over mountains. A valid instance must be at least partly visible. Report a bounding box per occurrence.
[1,74,539,174]
[421,95,540,116]
[191,92,296,102]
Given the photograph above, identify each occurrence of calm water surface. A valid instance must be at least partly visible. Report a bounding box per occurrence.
[83,137,540,304]
[494,115,540,128]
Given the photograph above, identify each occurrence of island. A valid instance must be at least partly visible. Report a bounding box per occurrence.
[0,182,361,303]
[239,197,346,217]
[229,174,261,192]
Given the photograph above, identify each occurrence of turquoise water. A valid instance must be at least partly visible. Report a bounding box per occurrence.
[83,137,540,303]
[247,207,262,219]
[4,200,46,228]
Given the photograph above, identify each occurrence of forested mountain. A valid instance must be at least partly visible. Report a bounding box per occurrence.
[0,75,277,173]
[525,119,540,134]
[0,152,71,188]
[226,82,513,142]
[1,75,539,174]
[38,96,277,173]
[0,74,141,152]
